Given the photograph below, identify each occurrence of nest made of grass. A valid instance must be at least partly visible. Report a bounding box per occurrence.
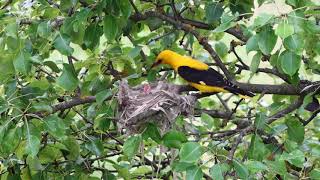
[117,80,196,135]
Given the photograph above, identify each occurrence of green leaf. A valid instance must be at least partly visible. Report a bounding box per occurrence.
[172,161,194,172]
[246,160,268,173]
[119,0,132,19]
[163,130,187,149]
[44,115,67,140]
[131,165,152,177]
[37,21,51,38]
[310,169,320,180]
[205,2,223,23]
[142,123,162,143]
[95,89,112,105]
[275,21,294,39]
[53,33,74,56]
[5,23,18,39]
[286,117,304,144]
[103,15,118,41]
[233,160,249,179]
[25,124,41,158]
[63,137,80,160]
[213,21,237,33]
[283,34,304,53]
[279,50,301,76]
[38,145,63,163]
[85,138,104,156]
[250,51,262,73]
[123,135,142,160]
[254,112,266,130]
[257,26,277,55]
[84,22,103,50]
[214,42,228,59]
[265,159,287,175]
[13,51,31,75]
[210,163,229,180]
[56,63,79,91]
[179,142,202,163]
[252,13,274,28]
[280,149,304,168]
[186,165,203,180]
[246,35,259,53]
[248,134,268,161]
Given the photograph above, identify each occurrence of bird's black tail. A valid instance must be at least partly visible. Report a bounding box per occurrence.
[224,81,255,98]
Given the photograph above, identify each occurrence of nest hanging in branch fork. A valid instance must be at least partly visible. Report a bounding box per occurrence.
[117,80,196,135]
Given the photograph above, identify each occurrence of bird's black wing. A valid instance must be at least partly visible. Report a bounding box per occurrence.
[177,66,226,86]
[177,66,254,97]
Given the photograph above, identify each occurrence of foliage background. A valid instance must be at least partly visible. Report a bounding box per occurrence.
[0,0,320,179]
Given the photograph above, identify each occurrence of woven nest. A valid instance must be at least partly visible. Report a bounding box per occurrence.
[117,80,196,135]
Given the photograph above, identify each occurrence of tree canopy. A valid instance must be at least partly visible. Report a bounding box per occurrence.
[0,0,320,179]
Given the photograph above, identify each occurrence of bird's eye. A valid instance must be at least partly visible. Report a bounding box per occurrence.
[158,59,163,63]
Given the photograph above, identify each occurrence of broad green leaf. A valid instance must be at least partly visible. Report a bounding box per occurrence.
[186,165,203,180]
[0,97,8,114]
[119,0,132,19]
[205,2,223,23]
[5,23,18,39]
[163,130,187,149]
[172,161,194,172]
[179,142,202,163]
[280,149,304,168]
[102,170,117,180]
[123,135,142,160]
[248,134,268,161]
[214,42,228,59]
[63,137,80,160]
[213,21,237,33]
[56,63,79,91]
[94,117,110,132]
[257,26,277,55]
[38,145,63,163]
[246,160,268,173]
[128,46,142,59]
[279,50,301,76]
[84,22,103,50]
[310,169,320,180]
[142,123,162,143]
[250,51,262,73]
[275,21,294,39]
[37,21,51,38]
[13,51,31,75]
[284,34,304,53]
[286,117,304,144]
[252,13,274,28]
[254,112,266,130]
[246,35,259,53]
[85,138,104,156]
[131,165,152,177]
[201,113,215,129]
[25,132,41,158]
[233,160,249,179]
[95,89,112,105]
[265,159,287,175]
[53,33,74,56]
[210,163,229,180]
[44,115,67,140]
[103,15,118,41]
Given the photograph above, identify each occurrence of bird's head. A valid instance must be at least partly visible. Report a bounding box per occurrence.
[151,50,177,68]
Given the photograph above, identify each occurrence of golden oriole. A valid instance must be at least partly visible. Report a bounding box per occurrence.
[151,50,254,97]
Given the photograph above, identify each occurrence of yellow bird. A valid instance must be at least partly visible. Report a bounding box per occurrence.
[151,50,254,97]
